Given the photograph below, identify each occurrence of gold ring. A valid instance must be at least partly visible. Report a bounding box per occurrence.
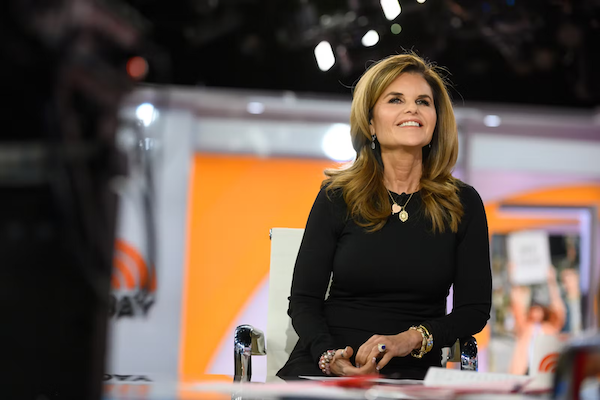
[377,343,386,353]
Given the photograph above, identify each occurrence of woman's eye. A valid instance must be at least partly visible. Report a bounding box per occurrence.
[388,98,430,106]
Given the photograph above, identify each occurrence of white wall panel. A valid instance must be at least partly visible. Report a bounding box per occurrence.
[470,134,600,176]
[106,108,194,382]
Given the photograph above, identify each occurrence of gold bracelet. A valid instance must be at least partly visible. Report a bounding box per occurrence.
[409,325,434,358]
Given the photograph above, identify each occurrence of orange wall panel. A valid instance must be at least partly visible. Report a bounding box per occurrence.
[180,154,338,380]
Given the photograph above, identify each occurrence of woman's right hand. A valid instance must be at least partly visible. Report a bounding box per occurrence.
[328,346,378,377]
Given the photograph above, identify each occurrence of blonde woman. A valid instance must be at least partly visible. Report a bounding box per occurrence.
[277,53,492,380]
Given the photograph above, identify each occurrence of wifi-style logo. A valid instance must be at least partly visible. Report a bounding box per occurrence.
[112,239,156,293]
[538,352,559,373]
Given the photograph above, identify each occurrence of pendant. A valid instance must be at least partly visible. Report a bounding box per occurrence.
[391,203,402,214]
[399,210,409,222]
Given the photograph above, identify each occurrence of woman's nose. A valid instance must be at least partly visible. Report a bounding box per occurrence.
[404,102,418,113]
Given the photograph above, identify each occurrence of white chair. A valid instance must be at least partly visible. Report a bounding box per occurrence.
[233,228,477,382]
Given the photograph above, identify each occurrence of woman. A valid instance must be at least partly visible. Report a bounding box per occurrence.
[277,53,492,380]
[508,267,566,375]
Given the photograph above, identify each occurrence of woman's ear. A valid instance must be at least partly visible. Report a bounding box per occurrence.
[369,120,375,136]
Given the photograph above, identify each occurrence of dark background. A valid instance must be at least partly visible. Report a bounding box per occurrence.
[120,0,600,108]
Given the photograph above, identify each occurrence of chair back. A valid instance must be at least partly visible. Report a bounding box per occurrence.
[266,228,304,378]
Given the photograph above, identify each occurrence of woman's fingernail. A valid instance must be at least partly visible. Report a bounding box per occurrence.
[356,364,361,368]
[372,357,377,364]
[376,366,380,371]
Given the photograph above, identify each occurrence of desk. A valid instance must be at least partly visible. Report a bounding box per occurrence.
[103,377,551,400]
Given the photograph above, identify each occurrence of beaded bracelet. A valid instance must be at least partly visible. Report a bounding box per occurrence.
[318,350,336,375]
[409,325,434,359]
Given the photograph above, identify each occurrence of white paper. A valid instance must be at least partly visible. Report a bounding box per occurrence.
[423,367,553,394]
[507,230,551,285]
[299,375,423,385]
[424,367,530,385]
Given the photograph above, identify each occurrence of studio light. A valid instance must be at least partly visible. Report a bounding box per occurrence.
[314,41,335,71]
[361,30,380,47]
[483,115,502,127]
[135,103,158,127]
[246,102,265,114]
[322,124,356,161]
[380,0,401,20]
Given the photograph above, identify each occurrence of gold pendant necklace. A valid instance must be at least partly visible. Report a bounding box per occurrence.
[386,189,415,222]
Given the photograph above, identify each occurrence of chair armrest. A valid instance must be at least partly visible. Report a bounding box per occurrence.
[234,325,266,382]
[445,336,478,371]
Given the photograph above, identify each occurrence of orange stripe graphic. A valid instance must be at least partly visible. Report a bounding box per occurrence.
[111,239,157,292]
[150,268,157,291]
[115,240,149,289]
[113,257,136,290]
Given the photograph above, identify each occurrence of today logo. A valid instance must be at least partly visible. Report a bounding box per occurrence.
[538,352,559,373]
[110,239,156,319]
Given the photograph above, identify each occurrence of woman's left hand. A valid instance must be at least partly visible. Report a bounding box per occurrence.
[354,330,423,371]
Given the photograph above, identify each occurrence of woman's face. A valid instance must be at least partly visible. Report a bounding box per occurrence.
[369,72,437,151]
[529,305,545,323]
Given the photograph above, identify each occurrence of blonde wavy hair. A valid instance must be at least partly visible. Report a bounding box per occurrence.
[324,53,463,233]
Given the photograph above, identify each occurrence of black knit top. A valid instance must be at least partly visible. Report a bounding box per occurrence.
[277,182,492,379]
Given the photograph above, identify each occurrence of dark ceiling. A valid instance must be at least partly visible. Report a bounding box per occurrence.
[122,0,600,108]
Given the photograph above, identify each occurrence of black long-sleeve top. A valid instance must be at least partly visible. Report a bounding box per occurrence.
[278,183,492,378]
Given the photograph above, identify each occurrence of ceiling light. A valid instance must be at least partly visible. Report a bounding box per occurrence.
[314,41,335,71]
[126,56,148,80]
[391,24,402,34]
[320,14,332,26]
[380,0,401,20]
[357,16,369,26]
[417,0,426,3]
[361,30,380,47]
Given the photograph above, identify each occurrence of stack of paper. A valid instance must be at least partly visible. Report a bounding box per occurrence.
[423,367,553,395]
